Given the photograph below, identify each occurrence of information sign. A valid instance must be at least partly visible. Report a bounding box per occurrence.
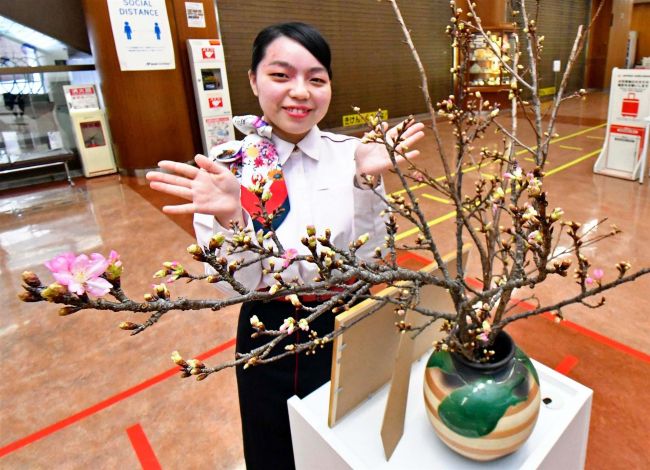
[185,2,206,28]
[63,85,99,111]
[594,68,650,182]
[107,0,175,71]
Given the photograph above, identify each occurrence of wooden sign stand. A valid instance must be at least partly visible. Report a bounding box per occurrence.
[328,246,470,459]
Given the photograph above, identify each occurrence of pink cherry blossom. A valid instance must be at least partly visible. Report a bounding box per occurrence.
[411,170,426,182]
[108,250,122,267]
[477,332,490,344]
[503,165,522,181]
[282,248,298,268]
[586,268,605,286]
[45,252,112,297]
[105,250,123,280]
[280,317,296,335]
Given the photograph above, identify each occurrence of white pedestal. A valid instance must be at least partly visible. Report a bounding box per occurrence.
[288,358,592,470]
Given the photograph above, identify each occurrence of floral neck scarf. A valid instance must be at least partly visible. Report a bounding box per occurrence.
[212,115,290,232]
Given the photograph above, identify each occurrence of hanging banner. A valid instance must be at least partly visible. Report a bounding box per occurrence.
[107,0,175,71]
[594,68,650,183]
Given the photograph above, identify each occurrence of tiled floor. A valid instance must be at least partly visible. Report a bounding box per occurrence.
[1,91,649,469]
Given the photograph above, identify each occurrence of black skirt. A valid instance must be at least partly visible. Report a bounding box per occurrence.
[236,300,335,470]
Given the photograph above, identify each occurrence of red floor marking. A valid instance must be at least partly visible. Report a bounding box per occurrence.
[126,424,162,470]
[464,278,650,365]
[554,355,579,375]
[396,251,433,266]
[0,338,236,459]
[556,319,650,364]
[511,299,650,365]
[465,277,482,288]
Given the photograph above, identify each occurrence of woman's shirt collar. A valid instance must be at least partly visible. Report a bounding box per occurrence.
[271,126,321,165]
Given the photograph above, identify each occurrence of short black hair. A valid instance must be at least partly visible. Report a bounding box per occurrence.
[251,22,332,78]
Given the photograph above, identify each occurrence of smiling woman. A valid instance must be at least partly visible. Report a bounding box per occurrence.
[248,32,332,143]
[145,21,424,470]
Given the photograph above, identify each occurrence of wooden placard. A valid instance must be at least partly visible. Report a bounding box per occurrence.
[327,245,470,428]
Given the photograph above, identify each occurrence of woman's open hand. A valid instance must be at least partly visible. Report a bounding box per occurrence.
[146,154,243,227]
[354,120,425,183]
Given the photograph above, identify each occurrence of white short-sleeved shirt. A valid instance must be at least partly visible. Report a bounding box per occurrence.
[194,125,387,295]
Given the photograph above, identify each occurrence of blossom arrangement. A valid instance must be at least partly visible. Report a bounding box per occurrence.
[18,0,650,375]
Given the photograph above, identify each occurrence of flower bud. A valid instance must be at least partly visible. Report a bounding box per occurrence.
[18,291,41,302]
[243,355,260,369]
[206,274,220,283]
[41,283,67,302]
[187,244,202,255]
[196,373,208,381]
[153,283,170,300]
[119,321,139,330]
[550,207,564,221]
[21,271,41,287]
[355,233,370,247]
[58,306,81,316]
[105,263,123,281]
[286,294,301,307]
[171,350,188,366]
[209,233,226,251]
[227,261,238,275]
[187,358,205,369]
[144,293,155,302]
[306,225,316,237]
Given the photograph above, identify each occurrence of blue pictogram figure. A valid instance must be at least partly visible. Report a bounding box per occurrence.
[154,22,161,40]
[124,21,132,40]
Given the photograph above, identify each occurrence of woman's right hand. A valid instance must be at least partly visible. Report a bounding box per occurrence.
[146,154,244,227]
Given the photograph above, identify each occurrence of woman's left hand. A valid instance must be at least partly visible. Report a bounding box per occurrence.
[354,120,425,182]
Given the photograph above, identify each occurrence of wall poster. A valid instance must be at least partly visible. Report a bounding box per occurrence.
[185,2,206,28]
[107,0,175,71]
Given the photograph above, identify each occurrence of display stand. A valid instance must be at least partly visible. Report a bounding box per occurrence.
[63,84,117,178]
[187,39,236,155]
[593,68,650,183]
[289,356,592,470]
[455,28,517,108]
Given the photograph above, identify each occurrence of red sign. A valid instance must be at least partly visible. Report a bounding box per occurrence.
[201,47,215,60]
[621,93,640,118]
[208,97,223,108]
[610,124,646,160]
[70,87,94,96]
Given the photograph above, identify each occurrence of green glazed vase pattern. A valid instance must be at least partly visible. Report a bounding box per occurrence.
[423,332,541,461]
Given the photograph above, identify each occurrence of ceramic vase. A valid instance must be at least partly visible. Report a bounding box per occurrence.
[423,331,541,461]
